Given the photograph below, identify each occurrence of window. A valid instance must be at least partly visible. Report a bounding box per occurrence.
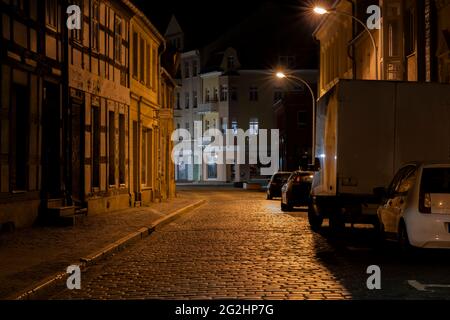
[132,32,138,78]
[388,165,416,195]
[220,85,228,101]
[279,56,296,69]
[12,83,29,191]
[405,8,416,55]
[230,87,238,101]
[119,114,125,185]
[114,16,122,63]
[13,0,25,11]
[213,87,218,101]
[91,0,99,52]
[274,88,283,102]
[176,92,181,109]
[421,168,450,194]
[388,21,399,57]
[184,61,190,78]
[71,0,83,42]
[207,163,218,179]
[146,44,151,87]
[205,89,210,102]
[227,56,235,69]
[231,120,238,134]
[92,106,100,188]
[297,111,308,128]
[249,118,259,135]
[152,47,157,90]
[140,37,145,82]
[249,86,258,101]
[185,92,190,109]
[293,85,304,92]
[193,60,198,76]
[46,0,58,29]
[193,90,198,108]
[141,128,152,187]
[108,111,116,186]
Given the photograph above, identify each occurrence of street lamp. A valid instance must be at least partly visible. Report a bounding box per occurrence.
[276,72,316,165]
[313,6,378,80]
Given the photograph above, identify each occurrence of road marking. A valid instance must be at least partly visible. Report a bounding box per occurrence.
[408,280,450,292]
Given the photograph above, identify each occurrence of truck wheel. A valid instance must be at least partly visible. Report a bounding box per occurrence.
[308,203,323,231]
[329,214,345,233]
[281,202,292,212]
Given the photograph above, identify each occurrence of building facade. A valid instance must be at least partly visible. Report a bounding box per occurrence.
[167,2,319,183]
[129,7,164,206]
[0,0,177,229]
[314,0,450,98]
[0,0,66,228]
[67,0,133,214]
[273,71,318,172]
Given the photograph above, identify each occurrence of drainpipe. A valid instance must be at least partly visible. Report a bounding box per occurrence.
[157,40,166,200]
[345,0,357,79]
[62,0,71,206]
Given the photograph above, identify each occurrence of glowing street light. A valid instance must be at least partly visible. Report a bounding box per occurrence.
[313,7,328,15]
[276,72,287,79]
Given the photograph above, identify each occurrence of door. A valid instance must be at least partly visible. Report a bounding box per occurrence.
[132,121,140,201]
[71,100,84,203]
[379,165,417,234]
[42,82,61,198]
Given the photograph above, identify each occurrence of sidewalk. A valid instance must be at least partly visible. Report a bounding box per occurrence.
[0,191,204,299]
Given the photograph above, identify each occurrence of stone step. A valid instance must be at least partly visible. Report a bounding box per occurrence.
[47,198,65,208]
[56,213,87,227]
[47,206,76,218]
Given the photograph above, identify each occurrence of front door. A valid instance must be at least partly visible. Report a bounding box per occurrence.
[42,81,61,198]
[70,99,84,203]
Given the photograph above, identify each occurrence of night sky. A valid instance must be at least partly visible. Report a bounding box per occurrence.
[133,0,329,49]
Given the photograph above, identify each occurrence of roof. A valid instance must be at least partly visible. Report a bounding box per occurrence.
[121,0,165,43]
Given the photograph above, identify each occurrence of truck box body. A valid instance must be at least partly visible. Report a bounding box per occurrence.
[313,80,450,199]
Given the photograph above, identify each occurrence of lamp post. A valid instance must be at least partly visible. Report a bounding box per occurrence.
[314,6,379,80]
[276,72,316,165]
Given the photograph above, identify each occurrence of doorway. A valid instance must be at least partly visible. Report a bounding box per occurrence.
[42,81,61,198]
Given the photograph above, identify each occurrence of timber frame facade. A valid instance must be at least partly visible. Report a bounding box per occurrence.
[0,0,177,229]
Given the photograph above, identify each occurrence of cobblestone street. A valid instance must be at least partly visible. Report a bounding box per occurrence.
[47,188,450,300]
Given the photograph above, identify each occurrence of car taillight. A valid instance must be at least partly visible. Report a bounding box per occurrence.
[419,192,432,214]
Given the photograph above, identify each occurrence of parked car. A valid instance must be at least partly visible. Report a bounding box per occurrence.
[266,172,292,200]
[281,171,314,211]
[377,162,450,249]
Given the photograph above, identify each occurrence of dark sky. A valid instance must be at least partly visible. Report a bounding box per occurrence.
[132,0,326,49]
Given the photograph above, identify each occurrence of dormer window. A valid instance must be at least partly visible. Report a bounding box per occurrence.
[279,56,296,69]
[227,56,235,69]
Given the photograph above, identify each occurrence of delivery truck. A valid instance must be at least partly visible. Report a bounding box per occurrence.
[308,79,450,231]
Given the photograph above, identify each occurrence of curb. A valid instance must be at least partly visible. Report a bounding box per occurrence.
[11,199,206,300]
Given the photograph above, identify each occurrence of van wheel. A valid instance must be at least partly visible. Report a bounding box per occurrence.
[308,203,323,231]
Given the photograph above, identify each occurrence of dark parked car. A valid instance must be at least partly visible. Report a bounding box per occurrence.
[266,172,292,200]
[281,171,314,211]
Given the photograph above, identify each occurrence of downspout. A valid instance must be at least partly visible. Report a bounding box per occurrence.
[346,0,357,80]
[62,0,71,206]
[157,40,166,201]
